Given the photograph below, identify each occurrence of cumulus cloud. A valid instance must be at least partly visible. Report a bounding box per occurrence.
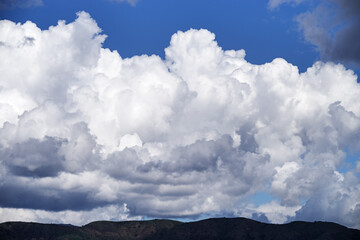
[0,0,42,9]
[0,12,360,228]
[270,0,360,65]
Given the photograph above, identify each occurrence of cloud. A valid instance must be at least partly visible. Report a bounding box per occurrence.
[106,0,139,6]
[270,0,360,65]
[0,137,65,178]
[291,173,360,229]
[268,0,306,9]
[0,0,43,9]
[0,11,360,228]
[0,204,138,226]
[0,0,138,10]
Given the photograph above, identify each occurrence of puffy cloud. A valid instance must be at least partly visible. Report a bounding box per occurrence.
[290,170,360,229]
[270,0,360,65]
[0,12,360,228]
[253,201,301,224]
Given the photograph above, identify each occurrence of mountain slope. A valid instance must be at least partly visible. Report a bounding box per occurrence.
[0,217,359,240]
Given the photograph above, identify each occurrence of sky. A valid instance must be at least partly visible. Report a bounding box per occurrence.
[0,0,360,229]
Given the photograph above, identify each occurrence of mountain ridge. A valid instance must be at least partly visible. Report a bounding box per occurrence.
[1,217,359,240]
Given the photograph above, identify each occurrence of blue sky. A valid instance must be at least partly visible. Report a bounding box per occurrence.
[0,0,360,229]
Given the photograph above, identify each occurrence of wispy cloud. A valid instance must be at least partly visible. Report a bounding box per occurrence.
[268,0,306,9]
[106,0,139,6]
[0,0,139,10]
[0,0,43,10]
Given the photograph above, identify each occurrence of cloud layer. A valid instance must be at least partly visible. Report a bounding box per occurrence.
[0,12,360,228]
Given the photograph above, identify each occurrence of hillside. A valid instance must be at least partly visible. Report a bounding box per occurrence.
[1,217,359,240]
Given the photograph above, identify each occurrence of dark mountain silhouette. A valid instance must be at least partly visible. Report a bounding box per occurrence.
[1,217,359,240]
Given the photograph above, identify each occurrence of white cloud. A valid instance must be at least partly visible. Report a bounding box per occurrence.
[254,201,301,224]
[0,12,360,229]
[107,0,138,6]
[268,0,306,9]
[0,203,138,226]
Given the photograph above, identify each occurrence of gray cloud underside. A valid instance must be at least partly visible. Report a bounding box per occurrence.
[271,0,360,65]
[0,12,360,228]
